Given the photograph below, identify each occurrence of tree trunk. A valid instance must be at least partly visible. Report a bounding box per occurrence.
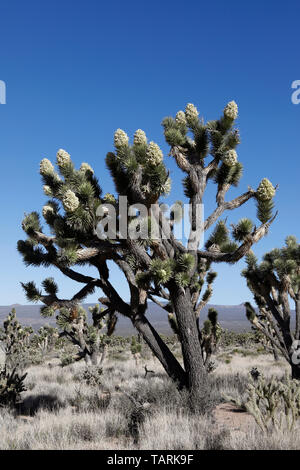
[170,284,211,414]
[84,350,102,366]
[132,313,187,388]
[99,344,108,365]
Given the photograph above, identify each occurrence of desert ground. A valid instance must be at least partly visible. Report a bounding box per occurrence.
[0,335,298,451]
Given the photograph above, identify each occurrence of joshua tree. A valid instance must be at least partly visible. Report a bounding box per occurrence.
[130,335,142,366]
[58,303,117,365]
[199,308,222,365]
[0,309,33,368]
[243,236,300,378]
[18,100,276,412]
[31,324,59,357]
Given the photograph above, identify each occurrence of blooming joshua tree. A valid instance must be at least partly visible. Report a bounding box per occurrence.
[243,236,300,379]
[18,100,276,413]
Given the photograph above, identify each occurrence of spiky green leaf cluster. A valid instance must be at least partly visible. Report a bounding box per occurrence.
[232,218,253,242]
[106,130,169,204]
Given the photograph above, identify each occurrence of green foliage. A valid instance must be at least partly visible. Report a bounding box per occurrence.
[176,253,195,272]
[131,336,142,356]
[232,218,253,242]
[205,221,229,250]
[42,278,58,295]
[0,309,33,368]
[21,212,42,236]
[245,302,257,322]
[206,271,217,285]
[149,259,174,285]
[0,366,27,408]
[244,250,258,271]
[256,198,274,224]
[200,308,222,367]
[174,272,191,288]
[20,281,42,303]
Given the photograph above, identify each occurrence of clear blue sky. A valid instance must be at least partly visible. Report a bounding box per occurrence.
[0,0,299,306]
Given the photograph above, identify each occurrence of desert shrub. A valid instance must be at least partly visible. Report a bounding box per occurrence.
[204,429,230,450]
[70,387,111,412]
[219,330,257,349]
[60,353,76,367]
[131,377,189,411]
[74,366,103,387]
[225,372,300,432]
[210,372,249,405]
[0,366,27,408]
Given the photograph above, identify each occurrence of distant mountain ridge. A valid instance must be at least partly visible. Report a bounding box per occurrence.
[0,302,260,335]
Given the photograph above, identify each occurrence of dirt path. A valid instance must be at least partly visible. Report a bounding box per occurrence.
[213,402,256,433]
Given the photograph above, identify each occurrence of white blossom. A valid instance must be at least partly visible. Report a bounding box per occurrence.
[224,101,238,120]
[103,193,116,204]
[256,178,275,201]
[80,162,94,174]
[63,190,79,212]
[56,149,71,167]
[175,111,187,126]
[162,177,171,195]
[114,129,129,149]
[40,158,54,176]
[146,141,163,165]
[133,129,147,146]
[185,103,199,123]
[223,149,237,167]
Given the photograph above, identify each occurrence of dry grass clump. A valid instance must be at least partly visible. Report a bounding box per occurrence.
[0,350,298,450]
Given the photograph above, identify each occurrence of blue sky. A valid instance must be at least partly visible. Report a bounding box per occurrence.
[0,0,299,306]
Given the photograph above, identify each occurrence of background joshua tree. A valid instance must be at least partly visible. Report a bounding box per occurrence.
[31,324,59,358]
[0,310,29,408]
[243,236,300,378]
[130,336,142,367]
[56,303,117,365]
[18,100,276,412]
[0,309,33,368]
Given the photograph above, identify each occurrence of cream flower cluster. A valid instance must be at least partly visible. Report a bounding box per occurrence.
[175,110,187,126]
[185,103,199,123]
[163,177,171,195]
[103,193,116,204]
[256,178,275,201]
[146,141,163,165]
[56,149,71,167]
[42,205,54,218]
[114,129,129,149]
[133,129,147,146]
[63,190,79,212]
[223,149,237,167]
[40,158,54,176]
[80,162,94,174]
[43,185,53,197]
[224,101,238,120]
